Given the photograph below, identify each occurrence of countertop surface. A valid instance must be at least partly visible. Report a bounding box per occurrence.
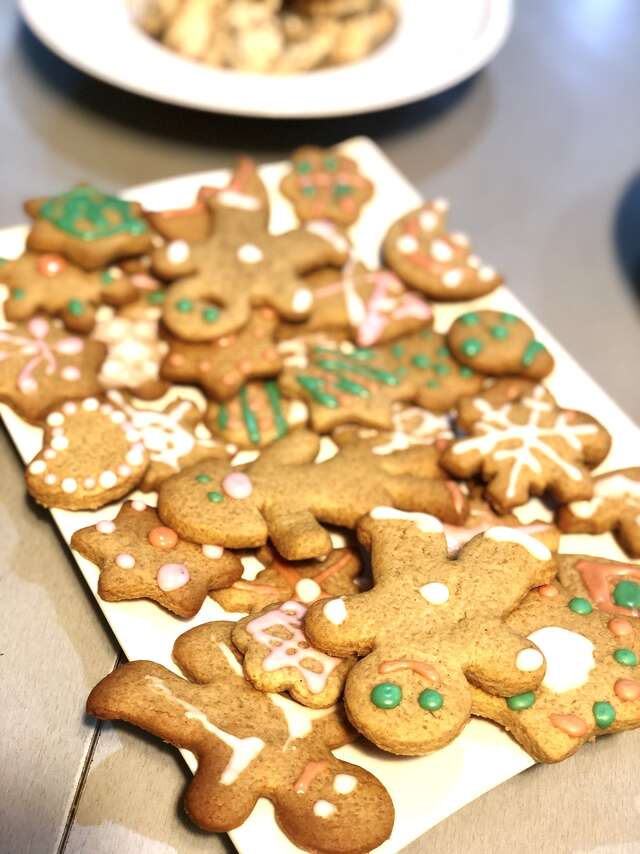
[1,1,639,852]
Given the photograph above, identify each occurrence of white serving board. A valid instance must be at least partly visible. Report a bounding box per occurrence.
[1,137,638,854]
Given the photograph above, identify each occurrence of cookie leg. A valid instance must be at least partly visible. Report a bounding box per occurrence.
[263,502,333,560]
[60,299,96,334]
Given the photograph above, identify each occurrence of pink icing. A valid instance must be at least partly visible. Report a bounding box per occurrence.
[54,337,84,355]
[28,317,50,339]
[61,366,81,381]
[222,472,253,500]
[97,520,116,534]
[130,500,146,511]
[157,563,190,592]
[0,321,84,395]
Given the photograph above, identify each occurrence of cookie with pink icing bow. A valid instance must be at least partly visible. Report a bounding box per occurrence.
[277,262,433,348]
[1,252,137,334]
[557,468,640,557]
[157,429,468,561]
[152,158,347,342]
[0,317,106,423]
[87,621,395,853]
[471,582,640,762]
[212,545,361,614]
[382,198,503,301]
[304,510,555,755]
[441,381,611,513]
[71,501,242,617]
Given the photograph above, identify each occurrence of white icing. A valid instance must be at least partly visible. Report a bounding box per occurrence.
[430,238,454,262]
[167,240,190,264]
[370,507,444,534]
[371,406,453,456]
[202,544,223,559]
[217,642,244,676]
[483,526,551,560]
[99,470,118,489]
[418,209,438,231]
[82,397,99,411]
[567,473,640,519]
[268,693,322,739]
[515,647,544,672]
[237,243,263,265]
[292,287,313,313]
[313,800,336,818]
[295,578,322,604]
[29,460,46,475]
[526,627,595,694]
[433,197,449,212]
[323,597,347,626]
[396,234,419,254]
[46,412,64,427]
[61,477,77,493]
[50,435,69,451]
[442,269,463,287]
[419,582,449,605]
[479,265,496,281]
[147,676,264,784]
[217,189,261,210]
[305,220,350,254]
[333,774,357,795]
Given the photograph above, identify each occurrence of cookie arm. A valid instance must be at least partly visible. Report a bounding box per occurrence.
[463,618,546,696]
[304,589,381,657]
[252,429,320,468]
[274,229,347,272]
[262,501,333,561]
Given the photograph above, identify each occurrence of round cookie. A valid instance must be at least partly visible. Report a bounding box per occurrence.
[447,310,554,380]
[382,199,502,301]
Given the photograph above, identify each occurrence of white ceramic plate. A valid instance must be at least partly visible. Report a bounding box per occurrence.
[19,0,513,118]
[2,138,639,853]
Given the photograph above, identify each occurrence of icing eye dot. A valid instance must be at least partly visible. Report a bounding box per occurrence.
[458,365,474,378]
[333,774,357,795]
[96,520,115,534]
[295,160,312,174]
[592,700,616,729]
[175,298,193,313]
[490,325,509,340]
[195,473,211,483]
[207,491,224,503]
[411,354,431,369]
[461,338,483,357]
[419,582,449,605]
[515,648,544,672]
[148,526,178,549]
[67,298,85,317]
[371,682,402,709]
[418,688,443,711]
[506,692,535,711]
[460,312,479,326]
[569,597,593,615]
[613,580,640,610]
[157,563,190,591]
[613,648,638,667]
[501,313,518,324]
[294,578,322,604]
[202,306,219,323]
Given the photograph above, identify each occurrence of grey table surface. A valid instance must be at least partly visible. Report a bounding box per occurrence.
[1,1,640,853]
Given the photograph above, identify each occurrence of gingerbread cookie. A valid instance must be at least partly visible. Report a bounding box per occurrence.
[278,262,433,347]
[558,468,640,557]
[472,583,640,762]
[332,402,454,456]
[26,397,149,510]
[71,501,242,617]
[446,310,554,380]
[205,380,308,449]
[280,146,373,226]
[556,554,640,619]
[157,429,467,560]
[382,199,502,301]
[0,317,106,423]
[1,252,137,334]
[106,391,230,492]
[441,382,611,512]
[145,186,216,243]
[25,185,151,270]
[161,308,283,401]
[88,622,395,852]
[212,545,361,614]
[278,339,415,432]
[153,159,346,341]
[232,601,355,708]
[304,511,555,754]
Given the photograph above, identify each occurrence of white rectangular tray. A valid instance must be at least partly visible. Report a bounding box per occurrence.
[1,137,638,854]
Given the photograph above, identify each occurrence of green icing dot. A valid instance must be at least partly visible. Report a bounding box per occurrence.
[461,338,483,357]
[436,346,451,358]
[324,157,338,171]
[459,365,475,378]
[411,354,431,369]
[11,287,25,300]
[100,269,114,285]
[202,306,219,323]
[39,186,147,241]
[426,379,441,389]
[418,689,443,712]
[67,298,84,316]
[295,161,312,174]
[522,340,546,367]
[147,290,165,305]
[390,344,405,359]
[613,580,640,610]
[176,298,193,313]
[569,597,593,615]
[207,491,224,503]
[302,186,316,198]
[371,682,402,709]
[490,324,509,340]
[501,313,518,324]
[333,184,353,198]
[593,700,616,729]
[506,692,535,711]
[614,648,638,666]
[460,312,479,326]
[0,257,7,267]
[195,474,211,483]
[433,363,450,376]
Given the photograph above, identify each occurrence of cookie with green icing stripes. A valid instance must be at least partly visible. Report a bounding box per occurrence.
[472,582,640,762]
[25,185,151,271]
[205,380,309,449]
[446,309,554,380]
[1,251,137,334]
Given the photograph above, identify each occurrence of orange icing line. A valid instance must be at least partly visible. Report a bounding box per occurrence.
[293,760,328,795]
[312,551,355,586]
[378,659,440,685]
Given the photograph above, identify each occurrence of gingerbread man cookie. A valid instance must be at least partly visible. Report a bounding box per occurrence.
[332,402,454,456]
[71,501,242,618]
[557,468,640,557]
[472,583,640,762]
[382,199,502,301]
[446,310,554,380]
[304,511,555,754]
[556,554,640,619]
[1,252,137,334]
[278,262,433,347]
[105,391,230,492]
[205,380,308,449]
[26,397,149,510]
[157,429,467,560]
[161,308,283,401]
[280,146,373,226]
[88,622,395,852]
[25,185,151,270]
[0,317,106,423]
[153,159,347,341]
[441,382,611,512]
